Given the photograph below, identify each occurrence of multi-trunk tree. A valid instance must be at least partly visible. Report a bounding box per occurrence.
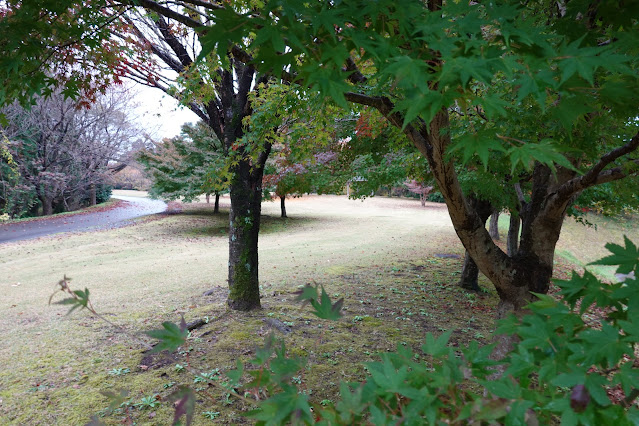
[190,0,639,313]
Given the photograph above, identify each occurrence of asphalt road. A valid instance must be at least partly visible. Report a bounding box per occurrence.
[0,196,167,244]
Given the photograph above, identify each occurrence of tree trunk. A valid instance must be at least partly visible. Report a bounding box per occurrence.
[489,211,500,240]
[507,212,520,257]
[40,196,53,216]
[214,192,220,214]
[205,193,210,204]
[227,159,265,311]
[420,194,426,207]
[459,251,481,291]
[280,195,287,218]
[458,195,493,291]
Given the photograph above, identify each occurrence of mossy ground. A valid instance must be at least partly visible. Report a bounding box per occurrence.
[0,193,635,425]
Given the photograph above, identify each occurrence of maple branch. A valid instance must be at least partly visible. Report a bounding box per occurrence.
[344,92,420,134]
[342,57,367,84]
[556,131,639,200]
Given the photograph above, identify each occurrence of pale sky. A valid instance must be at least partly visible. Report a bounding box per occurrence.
[132,83,200,140]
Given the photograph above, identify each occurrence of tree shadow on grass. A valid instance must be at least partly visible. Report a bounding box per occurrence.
[167,208,324,238]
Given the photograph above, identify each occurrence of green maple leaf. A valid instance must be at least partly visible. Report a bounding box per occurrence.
[146,319,188,353]
[308,286,343,321]
[590,235,639,274]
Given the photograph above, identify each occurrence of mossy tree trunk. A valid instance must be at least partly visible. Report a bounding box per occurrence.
[227,155,269,310]
[215,61,271,311]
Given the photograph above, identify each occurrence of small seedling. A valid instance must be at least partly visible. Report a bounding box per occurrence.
[136,394,160,410]
[203,411,220,420]
[107,368,130,376]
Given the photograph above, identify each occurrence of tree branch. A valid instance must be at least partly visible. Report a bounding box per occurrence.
[174,0,223,11]
[556,131,639,199]
[342,57,367,84]
[118,0,203,29]
[154,16,195,69]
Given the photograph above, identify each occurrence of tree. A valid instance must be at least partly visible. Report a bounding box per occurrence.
[405,180,434,207]
[1,87,137,217]
[138,121,227,212]
[196,0,639,313]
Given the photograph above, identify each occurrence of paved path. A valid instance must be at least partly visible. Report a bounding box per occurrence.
[0,196,167,244]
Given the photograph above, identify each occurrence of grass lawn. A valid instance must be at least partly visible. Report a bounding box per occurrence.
[0,193,636,425]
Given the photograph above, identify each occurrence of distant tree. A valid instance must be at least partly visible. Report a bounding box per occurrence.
[138,122,227,212]
[405,180,434,207]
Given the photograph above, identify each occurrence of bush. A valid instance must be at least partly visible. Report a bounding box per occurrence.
[427,191,445,203]
[95,184,112,204]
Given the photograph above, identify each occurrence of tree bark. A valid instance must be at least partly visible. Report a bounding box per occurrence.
[40,196,53,216]
[227,159,265,311]
[489,211,500,240]
[458,195,493,291]
[459,251,481,291]
[280,195,287,218]
[507,212,520,257]
[214,192,220,214]
[90,184,97,206]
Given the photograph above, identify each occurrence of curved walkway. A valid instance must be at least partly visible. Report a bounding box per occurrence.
[0,195,167,244]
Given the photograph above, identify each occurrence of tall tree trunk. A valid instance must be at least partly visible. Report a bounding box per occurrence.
[214,192,220,214]
[507,212,520,257]
[489,211,500,240]
[280,195,287,218]
[227,159,265,311]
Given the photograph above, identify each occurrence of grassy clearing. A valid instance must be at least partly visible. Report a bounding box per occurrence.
[0,194,635,425]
